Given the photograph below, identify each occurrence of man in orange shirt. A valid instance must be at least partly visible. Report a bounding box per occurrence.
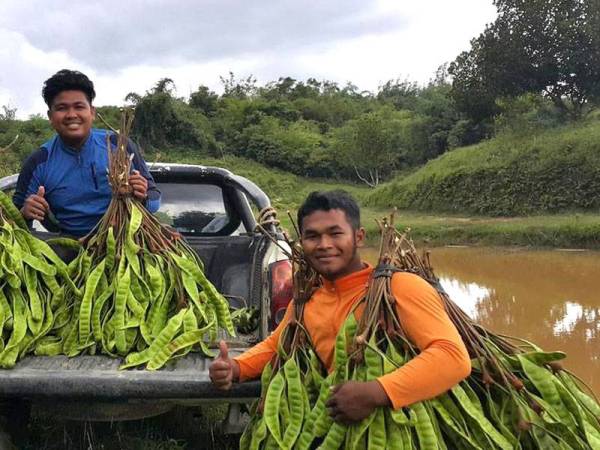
[209,190,471,423]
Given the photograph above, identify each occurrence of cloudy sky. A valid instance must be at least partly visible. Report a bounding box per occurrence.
[0,0,497,118]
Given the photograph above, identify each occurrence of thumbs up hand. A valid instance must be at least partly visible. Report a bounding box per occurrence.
[21,186,50,222]
[209,340,240,390]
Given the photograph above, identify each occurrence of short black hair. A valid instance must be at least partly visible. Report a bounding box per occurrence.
[42,69,96,107]
[297,190,361,232]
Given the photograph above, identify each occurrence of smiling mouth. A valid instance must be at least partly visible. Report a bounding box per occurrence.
[316,255,339,261]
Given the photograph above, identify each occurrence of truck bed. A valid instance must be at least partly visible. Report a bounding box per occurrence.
[0,353,260,400]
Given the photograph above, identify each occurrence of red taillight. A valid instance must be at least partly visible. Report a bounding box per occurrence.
[269,260,293,330]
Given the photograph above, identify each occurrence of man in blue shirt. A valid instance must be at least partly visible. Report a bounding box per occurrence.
[13,70,160,237]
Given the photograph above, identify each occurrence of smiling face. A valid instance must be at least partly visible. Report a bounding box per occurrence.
[300,208,366,281]
[48,90,96,149]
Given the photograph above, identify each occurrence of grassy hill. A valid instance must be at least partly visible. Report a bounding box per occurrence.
[366,117,600,216]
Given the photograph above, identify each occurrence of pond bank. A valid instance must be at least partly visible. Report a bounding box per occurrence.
[358,210,600,249]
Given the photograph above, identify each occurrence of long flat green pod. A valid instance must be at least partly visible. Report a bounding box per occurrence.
[24,266,43,324]
[127,203,143,240]
[146,329,204,370]
[367,408,386,450]
[79,259,106,345]
[431,397,482,450]
[518,355,575,428]
[21,253,57,276]
[0,289,11,332]
[281,358,305,450]
[119,308,186,369]
[113,265,131,354]
[319,421,347,450]
[0,288,28,368]
[249,418,267,450]
[451,385,512,450]
[263,370,286,448]
[409,403,439,450]
[144,257,163,301]
[44,237,82,250]
[92,283,115,343]
[0,191,28,229]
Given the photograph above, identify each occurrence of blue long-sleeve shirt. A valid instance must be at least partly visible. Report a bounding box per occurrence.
[13,128,161,237]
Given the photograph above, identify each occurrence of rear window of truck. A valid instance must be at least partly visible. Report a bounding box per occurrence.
[155,182,242,236]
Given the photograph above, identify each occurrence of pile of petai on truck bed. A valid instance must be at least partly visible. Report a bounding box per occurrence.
[0,111,234,370]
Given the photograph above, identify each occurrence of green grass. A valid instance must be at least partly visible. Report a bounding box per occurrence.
[359,210,600,249]
[23,404,239,450]
[366,118,600,216]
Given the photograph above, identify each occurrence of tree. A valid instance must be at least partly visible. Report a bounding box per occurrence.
[128,79,217,153]
[153,78,175,94]
[189,85,218,115]
[0,105,17,121]
[220,72,257,99]
[242,117,326,176]
[124,92,142,105]
[377,78,420,110]
[450,0,600,120]
[331,108,424,187]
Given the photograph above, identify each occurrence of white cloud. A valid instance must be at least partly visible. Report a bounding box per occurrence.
[0,0,497,118]
[0,29,88,116]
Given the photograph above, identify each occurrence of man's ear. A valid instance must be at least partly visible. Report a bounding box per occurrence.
[355,227,366,248]
[91,105,97,119]
[47,110,51,119]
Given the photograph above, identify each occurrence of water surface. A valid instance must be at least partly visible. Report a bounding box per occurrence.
[362,246,600,395]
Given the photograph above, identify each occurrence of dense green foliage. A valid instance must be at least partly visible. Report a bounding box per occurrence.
[121,75,471,186]
[366,116,600,215]
[450,0,600,121]
[3,122,600,248]
[0,115,53,178]
[2,73,477,188]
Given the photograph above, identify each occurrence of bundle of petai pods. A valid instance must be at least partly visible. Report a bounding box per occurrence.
[54,110,235,369]
[243,215,600,449]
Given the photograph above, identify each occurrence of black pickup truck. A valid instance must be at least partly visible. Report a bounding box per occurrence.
[0,163,292,444]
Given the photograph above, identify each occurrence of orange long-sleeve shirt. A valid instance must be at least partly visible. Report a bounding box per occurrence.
[234,264,471,409]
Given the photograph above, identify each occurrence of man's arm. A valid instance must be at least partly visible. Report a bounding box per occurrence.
[377,273,471,409]
[328,273,470,423]
[209,302,293,388]
[12,148,57,230]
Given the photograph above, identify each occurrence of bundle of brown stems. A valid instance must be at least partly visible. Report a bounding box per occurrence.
[83,110,184,258]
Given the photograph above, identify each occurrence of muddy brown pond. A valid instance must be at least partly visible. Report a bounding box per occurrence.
[362,246,600,396]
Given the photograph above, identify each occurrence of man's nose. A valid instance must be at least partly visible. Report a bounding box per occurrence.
[65,107,77,118]
[317,235,333,249]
